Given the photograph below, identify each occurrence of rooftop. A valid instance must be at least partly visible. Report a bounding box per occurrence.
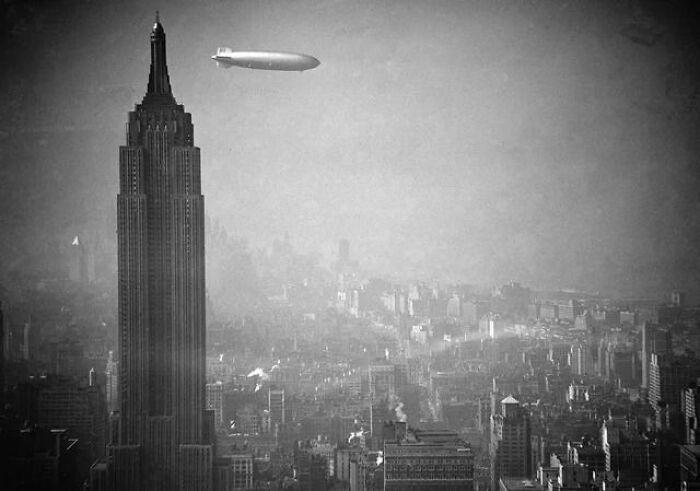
[502,395,520,404]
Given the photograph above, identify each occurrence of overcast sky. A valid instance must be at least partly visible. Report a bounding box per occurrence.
[1,0,699,299]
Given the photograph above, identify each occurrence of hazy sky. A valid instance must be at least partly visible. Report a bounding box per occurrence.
[1,0,699,299]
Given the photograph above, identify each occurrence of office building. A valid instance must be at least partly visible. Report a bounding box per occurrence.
[680,445,700,489]
[213,453,254,491]
[1,426,79,490]
[369,363,396,398]
[384,423,474,490]
[109,15,210,490]
[490,396,532,488]
[206,381,224,428]
[571,343,591,376]
[641,323,672,389]
[269,388,285,429]
[230,453,254,490]
[37,381,107,478]
[683,384,700,445]
[672,291,686,308]
[105,350,118,413]
[649,354,699,411]
[600,419,652,479]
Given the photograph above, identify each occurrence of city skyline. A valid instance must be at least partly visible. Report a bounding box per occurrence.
[4,3,700,487]
[1,0,699,300]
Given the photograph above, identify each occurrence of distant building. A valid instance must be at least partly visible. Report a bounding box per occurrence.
[672,291,686,308]
[619,310,637,325]
[680,445,700,489]
[494,282,531,317]
[556,300,579,322]
[499,477,545,490]
[612,348,637,388]
[335,238,359,284]
[236,405,261,435]
[37,380,107,478]
[104,350,118,413]
[490,396,531,488]
[446,294,462,318]
[641,323,672,389]
[369,363,396,398]
[336,447,362,484]
[538,459,592,489]
[539,304,558,321]
[592,308,620,326]
[68,235,95,284]
[649,353,700,411]
[21,320,30,361]
[213,453,254,491]
[600,419,652,479]
[384,422,474,490]
[527,303,540,321]
[206,382,224,428]
[1,426,79,490]
[567,441,606,474]
[269,388,285,429]
[548,343,571,367]
[464,300,489,327]
[479,314,505,339]
[293,441,332,489]
[571,343,591,376]
[683,385,700,445]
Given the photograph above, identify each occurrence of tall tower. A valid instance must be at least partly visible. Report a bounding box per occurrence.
[111,14,210,491]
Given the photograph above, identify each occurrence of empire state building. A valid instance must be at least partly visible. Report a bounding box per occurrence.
[109,14,212,491]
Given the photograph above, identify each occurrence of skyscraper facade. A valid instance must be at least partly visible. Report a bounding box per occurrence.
[641,322,671,389]
[490,396,531,488]
[110,15,209,491]
[269,388,286,429]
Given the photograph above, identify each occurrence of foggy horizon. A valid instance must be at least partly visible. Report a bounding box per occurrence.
[4,3,700,489]
[2,0,700,300]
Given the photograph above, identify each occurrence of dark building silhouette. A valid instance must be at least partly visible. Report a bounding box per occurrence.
[490,396,531,489]
[109,13,210,491]
[2,426,79,491]
[37,379,107,480]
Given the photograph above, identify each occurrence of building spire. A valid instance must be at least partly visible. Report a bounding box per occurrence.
[146,11,173,99]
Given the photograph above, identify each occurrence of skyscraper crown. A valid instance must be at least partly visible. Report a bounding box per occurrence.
[144,11,174,104]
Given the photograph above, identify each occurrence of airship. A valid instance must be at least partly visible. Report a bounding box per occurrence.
[212,47,320,72]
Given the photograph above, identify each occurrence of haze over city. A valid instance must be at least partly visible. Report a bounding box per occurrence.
[5,1,700,490]
[1,0,699,298]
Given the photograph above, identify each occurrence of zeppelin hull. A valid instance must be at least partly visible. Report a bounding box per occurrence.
[212,49,320,71]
